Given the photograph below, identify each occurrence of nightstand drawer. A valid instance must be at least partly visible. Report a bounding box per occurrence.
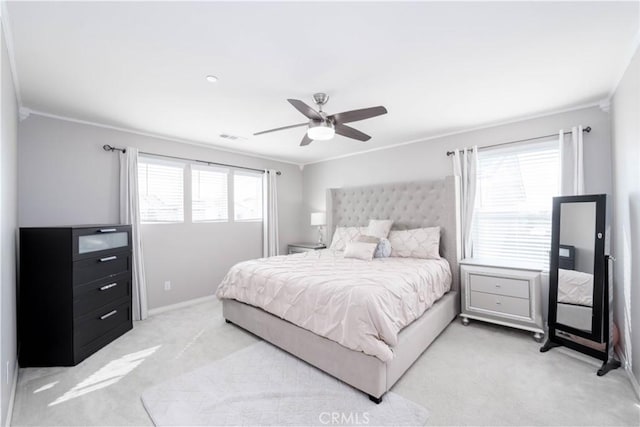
[288,243,326,254]
[470,291,530,317]
[469,273,529,299]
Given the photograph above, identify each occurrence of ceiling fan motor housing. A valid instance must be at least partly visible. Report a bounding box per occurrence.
[313,93,329,109]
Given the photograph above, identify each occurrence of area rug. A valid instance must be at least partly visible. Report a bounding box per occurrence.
[141,341,429,426]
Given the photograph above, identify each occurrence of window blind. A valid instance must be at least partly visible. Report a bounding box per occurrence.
[234,171,263,221]
[471,139,560,269]
[138,157,185,223]
[192,166,229,222]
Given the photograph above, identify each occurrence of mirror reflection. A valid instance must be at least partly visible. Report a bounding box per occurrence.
[556,201,596,332]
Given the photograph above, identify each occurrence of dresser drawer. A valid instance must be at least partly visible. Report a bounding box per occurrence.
[74,300,131,352]
[469,273,529,299]
[470,291,530,318]
[72,226,131,260]
[73,273,131,318]
[73,251,131,285]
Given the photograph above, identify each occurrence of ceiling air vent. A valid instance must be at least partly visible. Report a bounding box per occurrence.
[219,133,247,142]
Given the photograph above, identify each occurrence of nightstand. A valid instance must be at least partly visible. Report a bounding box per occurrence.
[460,259,545,342]
[288,242,327,254]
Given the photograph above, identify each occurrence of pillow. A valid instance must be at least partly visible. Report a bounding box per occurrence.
[367,219,393,239]
[389,227,441,259]
[356,235,380,244]
[329,226,368,251]
[343,241,377,261]
[374,238,392,258]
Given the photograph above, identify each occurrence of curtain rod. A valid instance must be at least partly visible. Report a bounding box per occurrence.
[445,126,591,156]
[102,144,282,175]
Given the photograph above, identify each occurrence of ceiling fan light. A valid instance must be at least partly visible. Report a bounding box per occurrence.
[307,122,335,141]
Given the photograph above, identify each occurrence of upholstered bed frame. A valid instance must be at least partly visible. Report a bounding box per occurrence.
[222,176,461,402]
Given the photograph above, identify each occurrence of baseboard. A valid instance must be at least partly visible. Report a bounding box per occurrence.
[617,348,640,401]
[148,295,216,317]
[5,361,18,427]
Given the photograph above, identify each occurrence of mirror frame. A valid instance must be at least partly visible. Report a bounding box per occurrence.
[548,194,606,343]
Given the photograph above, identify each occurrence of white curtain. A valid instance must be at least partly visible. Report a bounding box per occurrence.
[120,147,148,321]
[559,126,585,196]
[451,147,478,259]
[263,169,279,257]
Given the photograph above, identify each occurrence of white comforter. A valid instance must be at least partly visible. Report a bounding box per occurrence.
[558,268,593,306]
[216,249,451,362]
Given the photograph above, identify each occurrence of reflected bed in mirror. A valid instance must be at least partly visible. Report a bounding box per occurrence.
[557,245,594,332]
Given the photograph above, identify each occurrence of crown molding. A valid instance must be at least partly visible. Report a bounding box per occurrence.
[18,107,30,121]
[23,108,303,167]
[302,101,602,166]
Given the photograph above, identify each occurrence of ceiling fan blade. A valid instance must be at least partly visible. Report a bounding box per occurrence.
[335,124,371,142]
[300,134,313,146]
[330,106,388,124]
[254,123,308,136]
[288,99,322,120]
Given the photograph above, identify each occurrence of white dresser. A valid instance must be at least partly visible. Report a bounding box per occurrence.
[460,259,545,342]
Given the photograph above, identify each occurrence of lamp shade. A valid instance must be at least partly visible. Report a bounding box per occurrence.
[310,212,326,226]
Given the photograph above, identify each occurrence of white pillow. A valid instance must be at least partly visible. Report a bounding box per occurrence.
[356,235,380,244]
[389,227,441,259]
[344,241,377,261]
[367,219,393,239]
[374,238,392,258]
[329,226,368,251]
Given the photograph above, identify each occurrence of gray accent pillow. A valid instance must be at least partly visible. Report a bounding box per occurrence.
[374,238,392,258]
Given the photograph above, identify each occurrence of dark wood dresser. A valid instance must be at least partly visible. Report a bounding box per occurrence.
[19,225,133,367]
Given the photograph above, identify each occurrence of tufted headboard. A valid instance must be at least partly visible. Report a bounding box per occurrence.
[326,176,461,291]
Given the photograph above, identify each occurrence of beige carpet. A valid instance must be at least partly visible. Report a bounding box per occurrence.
[142,341,428,426]
[10,298,640,426]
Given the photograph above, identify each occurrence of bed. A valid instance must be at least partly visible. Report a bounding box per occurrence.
[218,176,461,402]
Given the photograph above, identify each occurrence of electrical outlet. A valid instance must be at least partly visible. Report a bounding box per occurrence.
[164,281,171,291]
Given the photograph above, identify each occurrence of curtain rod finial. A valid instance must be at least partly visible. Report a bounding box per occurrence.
[103,144,126,153]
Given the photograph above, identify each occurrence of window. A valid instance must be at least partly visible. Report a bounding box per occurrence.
[192,166,229,222]
[234,172,263,221]
[138,157,184,223]
[471,139,560,269]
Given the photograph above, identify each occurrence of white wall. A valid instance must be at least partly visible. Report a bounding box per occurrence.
[303,106,613,322]
[0,19,18,427]
[18,114,304,310]
[611,46,640,389]
[303,106,612,230]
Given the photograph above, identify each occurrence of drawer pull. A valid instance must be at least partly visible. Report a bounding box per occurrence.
[100,310,117,320]
[496,301,502,305]
[98,256,117,263]
[98,228,117,233]
[99,283,118,291]
[495,284,501,288]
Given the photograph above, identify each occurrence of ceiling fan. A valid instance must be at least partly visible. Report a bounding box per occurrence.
[254,93,388,146]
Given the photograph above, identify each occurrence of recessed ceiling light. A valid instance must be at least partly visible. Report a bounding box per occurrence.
[205,75,218,83]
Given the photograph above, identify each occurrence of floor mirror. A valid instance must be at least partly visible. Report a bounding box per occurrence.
[540,194,620,376]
